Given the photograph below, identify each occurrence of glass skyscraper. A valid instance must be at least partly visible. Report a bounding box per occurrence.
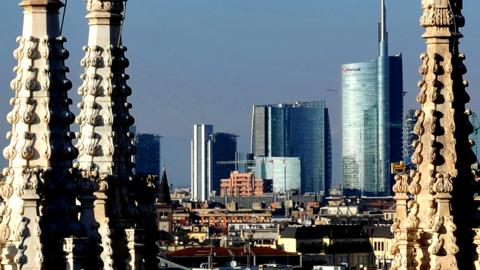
[342,62,380,195]
[254,157,301,193]
[191,125,237,201]
[341,1,403,196]
[191,124,213,201]
[135,133,161,175]
[251,101,332,195]
[209,132,237,195]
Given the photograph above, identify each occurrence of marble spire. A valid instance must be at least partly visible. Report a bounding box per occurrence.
[390,0,479,269]
[75,0,138,268]
[0,0,80,268]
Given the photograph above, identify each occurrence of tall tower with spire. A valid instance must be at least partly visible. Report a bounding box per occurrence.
[341,0,403,196]
[390,0,480,269]
[0,0,80,268]
[377,0,391,194]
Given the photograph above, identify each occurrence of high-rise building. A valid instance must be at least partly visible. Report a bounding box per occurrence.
[341,0,403,196]
[209,132,237,195]
[254,157,301,193]
[251,101,331,195]
[191,124,213,201]
[191,125,237,201]
[135,133,162,175]
[402,110,418,170]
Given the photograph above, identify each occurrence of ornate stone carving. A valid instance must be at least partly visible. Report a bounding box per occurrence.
[75,0,149,268]
[428,110,438,135]
[417,80,428,104]
[414,110,425,135]
[432,173,453,194]
[393,174,409,194]
[473,228,480,269]
[409,171,421,195]
[412,140,423,165]
[0,0,80,268]
[405,200,420,229]
[86,0,123,13]
[391,2,475,268]
[429,235,444,255]
[20,132,35,160]
[420,4,454,27]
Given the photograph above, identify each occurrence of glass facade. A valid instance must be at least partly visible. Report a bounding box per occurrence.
[235,152,255,173]
[251,101,332,195]
[403,109,418,170]
[135,133,161,175]
[254,157,301,193]
[389,56,405,171]
[341,56,403,196]
[342,62,379,195]
[191,125,238,200]
[209,132,237,195]
[251,106,267,156]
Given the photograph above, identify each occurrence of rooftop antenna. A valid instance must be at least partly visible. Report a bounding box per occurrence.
[380,0,387,43]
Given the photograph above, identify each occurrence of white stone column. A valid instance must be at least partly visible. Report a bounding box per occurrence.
[391,0,478,269]
[0,0,79,269]
[76,0,137,268]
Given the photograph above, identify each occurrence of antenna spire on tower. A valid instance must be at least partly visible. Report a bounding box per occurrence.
[380,0,387,42]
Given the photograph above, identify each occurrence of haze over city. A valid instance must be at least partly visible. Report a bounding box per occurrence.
[0,0,479,187]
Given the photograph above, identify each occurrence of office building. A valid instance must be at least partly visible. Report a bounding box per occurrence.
[251,101,332,195]
[191,125,237,201]
[403,110,418,170]
[191,124,213,201]
[135,133,162,175]
[341,0,403,196]
[254,157,301,193]
[209,132,237,195]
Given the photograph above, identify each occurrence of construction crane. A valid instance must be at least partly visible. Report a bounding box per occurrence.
[216,160,256,172]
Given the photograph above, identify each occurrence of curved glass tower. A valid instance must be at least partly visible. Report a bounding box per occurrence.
[342,62,379,195]
[341,0,403,196]
[377,0,390,196]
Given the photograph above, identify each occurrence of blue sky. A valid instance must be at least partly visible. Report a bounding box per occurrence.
[0,1,479,187]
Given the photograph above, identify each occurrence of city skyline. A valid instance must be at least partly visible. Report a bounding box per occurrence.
[0,1,479,187]
[0,0,477,269]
